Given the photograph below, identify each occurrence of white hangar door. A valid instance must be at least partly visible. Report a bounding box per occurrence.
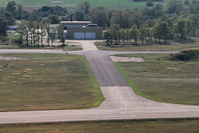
[85,32,96,39]
[74,32,84,39]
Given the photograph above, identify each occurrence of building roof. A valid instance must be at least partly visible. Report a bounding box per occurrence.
[60,21,92,24]
[7,25,18,30]
[49,24,58,28]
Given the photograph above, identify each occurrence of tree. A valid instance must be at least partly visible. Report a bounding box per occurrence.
[45,23,51,46]
[0,14,8,36]
[146,1,154,7]
[130,25,139,45]
[3,11,15,25]
[18,21,30,46]
[167,0,183,14]
[109,24,121,45]
[189,14,199,36]
[18,20,46,46]
[153,4,164,18]
[139,24,147,44]
[174,20,187,40]
[49,29,56,46]
[131,10,144,28]
[6,1,17,17]
[90,7,108,27]
[190,2,199,13]
[57,24,65,46]
[78,1,90,14]
[74,11,85,21]
[110,10,131,28]
[153,21,171,44]
[47,15,60,24]
[185,20,194,40]
[103,31,111,46]
[16,4,23,20]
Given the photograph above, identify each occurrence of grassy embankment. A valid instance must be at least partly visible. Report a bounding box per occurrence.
[0,53,103,111]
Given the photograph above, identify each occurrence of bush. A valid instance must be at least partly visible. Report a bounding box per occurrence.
[169,48,199,61]
[146,1,154,7]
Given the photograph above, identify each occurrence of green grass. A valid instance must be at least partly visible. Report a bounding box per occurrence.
[96,38,199,51]
[115,53,199,105]
[0,0,164,8]
[0,119,199,133]
[0,53,103,111]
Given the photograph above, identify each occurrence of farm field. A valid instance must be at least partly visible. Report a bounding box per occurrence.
[0,53,103,111]
[0,0,164,8]
[0,119,199,133]
[116,53,199,105]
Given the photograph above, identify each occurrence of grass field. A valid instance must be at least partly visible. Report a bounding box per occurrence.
[0,0,164,8]
[0,45,82,51]
[0,119,199,133]
[115,53,199,105]
[0,53,103,111]
[96,38,199,51]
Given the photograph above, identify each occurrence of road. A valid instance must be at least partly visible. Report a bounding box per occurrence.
[0,41,198,124]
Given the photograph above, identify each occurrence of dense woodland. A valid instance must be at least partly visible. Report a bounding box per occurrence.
[0,0,199,46]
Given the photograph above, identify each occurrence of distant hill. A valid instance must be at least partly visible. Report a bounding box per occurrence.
[0,0,166,9]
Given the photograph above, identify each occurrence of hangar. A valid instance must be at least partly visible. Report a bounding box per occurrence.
[61,21,103,40]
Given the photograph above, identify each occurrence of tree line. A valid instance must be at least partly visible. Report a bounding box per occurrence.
[0,0,199,47]
[103,0,199,46]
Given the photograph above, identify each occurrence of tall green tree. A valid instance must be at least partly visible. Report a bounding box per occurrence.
[110,10,131,28]
[3,11,15,25]
[78,1,90,14]
[47,15,60,24]
[174,20,187,40]
[0,14,8,36]
[16,4,23,20]
[130,25,139,45]
[90,7,108,27]
[167,0,183,14]
[153,21,171,44]
[6,1,17,17]
[109,24,121,45]
[57,24,65,46]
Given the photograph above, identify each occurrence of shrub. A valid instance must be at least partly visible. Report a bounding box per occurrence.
[169,48,199,61]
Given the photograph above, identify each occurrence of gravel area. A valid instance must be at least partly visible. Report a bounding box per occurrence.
[0,56,26,60]
[111,56,144,62]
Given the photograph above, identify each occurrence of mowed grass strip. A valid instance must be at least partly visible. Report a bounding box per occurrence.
[0,119,199,133]
[115,54,199,105]
[0,53,103,111]
[96,37,199,51]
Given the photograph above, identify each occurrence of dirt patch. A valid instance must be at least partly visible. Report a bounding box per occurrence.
[111,56,144,62]
[0,56,26,61]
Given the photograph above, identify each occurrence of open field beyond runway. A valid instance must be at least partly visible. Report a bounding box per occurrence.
[116,53,199,105]
[0,0,163,8]
[0,53,103,111]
